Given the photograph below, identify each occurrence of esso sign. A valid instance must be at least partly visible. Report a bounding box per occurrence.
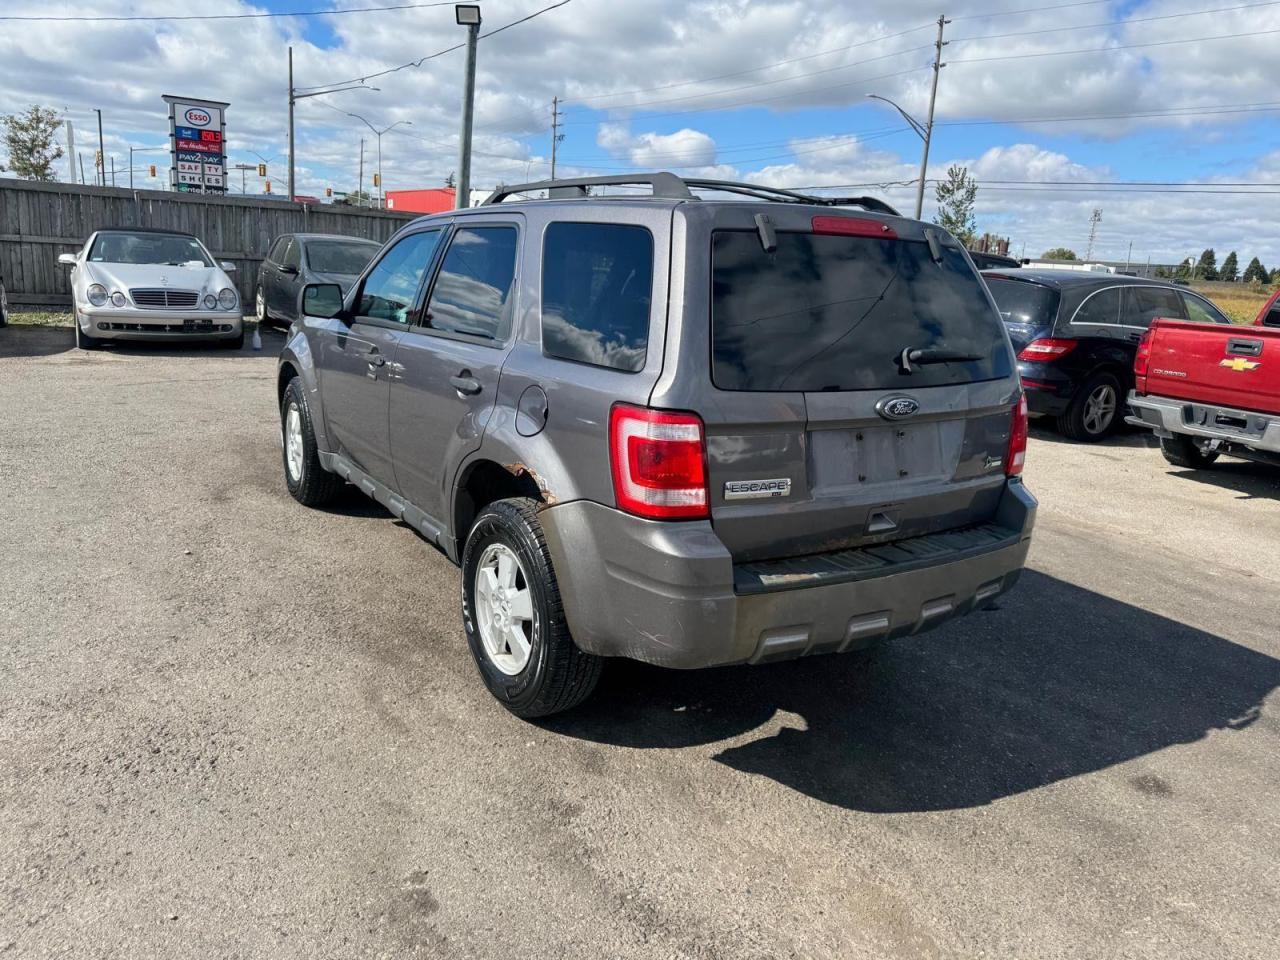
[184,108,212,126]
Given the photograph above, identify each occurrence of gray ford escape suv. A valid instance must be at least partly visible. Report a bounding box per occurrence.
[277,173,1036,718]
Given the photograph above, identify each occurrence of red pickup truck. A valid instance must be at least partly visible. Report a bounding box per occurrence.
[1129,313,1280,470]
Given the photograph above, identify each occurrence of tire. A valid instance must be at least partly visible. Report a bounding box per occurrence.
[1160,434,1220,470]
[280,376,344,507]
[461,498,603,719]
[75,317,103,351]
[1057,371,1122,442]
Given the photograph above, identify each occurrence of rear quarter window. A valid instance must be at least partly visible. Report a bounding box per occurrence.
[711,229,1012,391]
[541,222,653,372]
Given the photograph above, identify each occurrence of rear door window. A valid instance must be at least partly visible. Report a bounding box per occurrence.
[281,239,301,270]
[541,222,653,372]
[425,226,519,341]
[711,229,1012,391]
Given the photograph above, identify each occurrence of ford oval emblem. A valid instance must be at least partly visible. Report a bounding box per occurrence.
[876,396,920,420]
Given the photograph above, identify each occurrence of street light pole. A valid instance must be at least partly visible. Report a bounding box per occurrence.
[455,4,482,209]
[915,15,950,220]
[287,47,377,204]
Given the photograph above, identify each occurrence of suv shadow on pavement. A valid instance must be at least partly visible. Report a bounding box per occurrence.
[0,324,283,360]
[542,570,1280,813]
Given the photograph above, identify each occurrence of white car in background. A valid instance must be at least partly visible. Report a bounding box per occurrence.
[59,228,243,350]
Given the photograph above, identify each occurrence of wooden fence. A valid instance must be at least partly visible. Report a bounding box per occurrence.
[0,177,416,308]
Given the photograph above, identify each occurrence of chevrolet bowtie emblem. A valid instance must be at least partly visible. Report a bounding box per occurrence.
[1220,358,1260,372]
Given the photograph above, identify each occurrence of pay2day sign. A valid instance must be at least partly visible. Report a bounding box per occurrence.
[162,95,229,194]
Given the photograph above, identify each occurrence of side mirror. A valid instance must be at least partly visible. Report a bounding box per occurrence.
[57,253,77,267]
[301,282,344,320]
[221,261,236,272]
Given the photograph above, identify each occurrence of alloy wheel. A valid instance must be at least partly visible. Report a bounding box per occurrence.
[285,401,304,482]
[1083,383,1117,435]
[474,543,535,676]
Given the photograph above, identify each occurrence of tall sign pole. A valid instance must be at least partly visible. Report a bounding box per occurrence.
[95,109,105,187]
[914,14,949,220]
[455,5,481,209]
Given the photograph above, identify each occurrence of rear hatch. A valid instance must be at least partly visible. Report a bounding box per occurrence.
[982,272,1060,352]
[658,205,1019,564]
[1143,319,1280,415]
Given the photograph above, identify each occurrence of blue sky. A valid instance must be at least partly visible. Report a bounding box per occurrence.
[2,0,1279,264]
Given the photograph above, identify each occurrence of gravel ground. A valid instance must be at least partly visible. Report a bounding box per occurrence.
[2,325,1278,959]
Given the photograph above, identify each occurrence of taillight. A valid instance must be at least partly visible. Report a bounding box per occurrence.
[1134,327,1153,382]
[811,215,897,239]
[1017,337,1078,361]
[609,404,709,520]
[1006,395,1028,477]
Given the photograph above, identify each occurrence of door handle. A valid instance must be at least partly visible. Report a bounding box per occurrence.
[450,373,482,396]
[366,352,386,367]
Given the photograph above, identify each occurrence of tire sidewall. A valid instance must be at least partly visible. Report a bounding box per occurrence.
[461,507,551,710]
[281,379,309,497]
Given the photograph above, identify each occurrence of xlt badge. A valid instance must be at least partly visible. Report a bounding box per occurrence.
[724,478,791,501]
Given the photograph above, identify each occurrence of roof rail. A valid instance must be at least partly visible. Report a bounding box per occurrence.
[481,171,900,216]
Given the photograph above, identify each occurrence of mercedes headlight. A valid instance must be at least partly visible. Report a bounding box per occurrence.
[217,288,238,311]
[110,291,127,307]
[87,284,108,307]
[203,294,218,309]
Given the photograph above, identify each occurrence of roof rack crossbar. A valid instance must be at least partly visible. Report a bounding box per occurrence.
[481,171,900,217]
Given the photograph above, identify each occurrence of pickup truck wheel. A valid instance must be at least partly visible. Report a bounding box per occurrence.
[1058,372,1121,442]
[280,377,344,507]
[461,498,602,719]
[1160,435,1220,470]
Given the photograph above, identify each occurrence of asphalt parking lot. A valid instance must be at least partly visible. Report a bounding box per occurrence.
[2,325,1278,960]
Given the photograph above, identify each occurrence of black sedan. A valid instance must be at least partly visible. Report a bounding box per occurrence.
[982,269,1231,441]
[254,233,381,327]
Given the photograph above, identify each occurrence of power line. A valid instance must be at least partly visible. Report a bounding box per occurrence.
[294,0,573,93]
[561,23,935,106]
[949,0,1280,45]
[0,1,454,22]
[949,26,1280,65]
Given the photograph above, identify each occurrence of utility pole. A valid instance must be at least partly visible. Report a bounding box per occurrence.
[110,155,116,187]
[455,5,481,209]
[550,96,564,180]
[79,152,87,186]
[1085,208,1102,261]
[66,120,76,183]
[1123,240,1132,274]
[358,138,365,207]
[288,47,296,201]
[233,162,256,193]
[94,108,106,187]
[915,14,949,220]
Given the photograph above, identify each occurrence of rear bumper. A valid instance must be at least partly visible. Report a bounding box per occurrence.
[1018,363,1074,416]
[1126,392,1280,454]
[541,480,1037,669]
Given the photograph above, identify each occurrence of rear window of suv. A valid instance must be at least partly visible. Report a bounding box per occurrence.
[985,276,1060,328]
[712,229,1012,392]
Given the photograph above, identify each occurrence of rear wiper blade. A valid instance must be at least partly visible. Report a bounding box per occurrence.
[898,347,983,373]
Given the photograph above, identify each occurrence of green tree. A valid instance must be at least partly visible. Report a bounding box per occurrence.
[1194,248,1218,281]
[2,104,64,180]
[1174,258,1192,280]
[1220,251,1239,282]
[932,165,978,246]
[1243,257,1268,283]
[1041,247,1077,260]
[337,189,373,207]
[1270,267,1280,284]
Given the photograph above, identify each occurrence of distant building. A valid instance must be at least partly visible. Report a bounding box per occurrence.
[384,187,491,214]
